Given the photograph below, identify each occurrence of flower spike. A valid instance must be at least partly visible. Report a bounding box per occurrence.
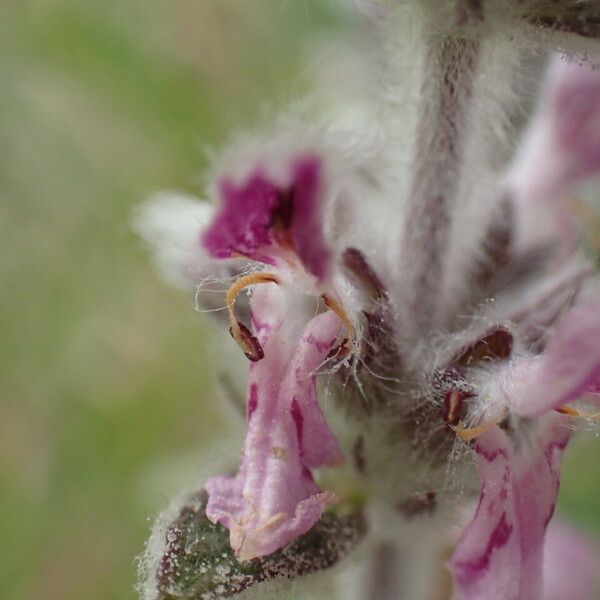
[135,16,600,599]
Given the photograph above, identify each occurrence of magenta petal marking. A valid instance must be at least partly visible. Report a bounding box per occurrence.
[201,155,331,281]
[205,285,343,560]
[247,383,258,419]
[288,157,330,282]
[505,303,600,417]
[291,398,304,457]
[454,512,513,580]
[202,173,279,260]
[450,415,570,600]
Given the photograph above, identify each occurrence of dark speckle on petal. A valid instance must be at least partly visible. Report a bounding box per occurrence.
[247,383,259,419]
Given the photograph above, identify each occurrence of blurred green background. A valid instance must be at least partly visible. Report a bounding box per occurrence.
[1,2,598,599]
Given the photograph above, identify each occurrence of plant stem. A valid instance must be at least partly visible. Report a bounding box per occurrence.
[401,22,480,336]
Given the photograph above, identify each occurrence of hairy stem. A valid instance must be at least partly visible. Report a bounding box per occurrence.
[401,23,480,336]
[366,542,400,600]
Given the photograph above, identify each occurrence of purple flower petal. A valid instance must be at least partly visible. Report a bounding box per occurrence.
[498,303,600,417]
[543,519,600,600]
[509,57,600,203]
[201,155,331,282]
[288,157,331,282]
[449,415,570,600]
[205,284,343,560]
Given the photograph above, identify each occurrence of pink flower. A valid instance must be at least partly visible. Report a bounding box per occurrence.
[489,303,600,418]
[447,301,600,600]
[196,142,364,560]
[449,416,570,600]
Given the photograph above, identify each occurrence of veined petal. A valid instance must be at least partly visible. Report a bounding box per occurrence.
[202,155,331,282]
[450,415,570,600]
[205,284,343,560]
[543,519,599,600]
[495,303,600,417]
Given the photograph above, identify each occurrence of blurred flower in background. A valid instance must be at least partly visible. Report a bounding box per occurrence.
[2,2,600,600]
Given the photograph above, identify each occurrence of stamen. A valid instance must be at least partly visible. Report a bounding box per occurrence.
[230,321,264,362]
[450,412,506,442]
[226,272,280,360]
[556,405,600,420]
[322,294,355,357]
[443,390,464,426]
[555,405,581,417]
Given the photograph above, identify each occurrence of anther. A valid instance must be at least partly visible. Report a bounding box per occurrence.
[226,272,280,360]
[556,405,600,420]
[443,390,464,426]
[322,294,355,357]
[230,321,264,362]
[450,412,507,442]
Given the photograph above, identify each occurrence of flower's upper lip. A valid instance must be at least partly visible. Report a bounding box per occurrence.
[201,155,332,284]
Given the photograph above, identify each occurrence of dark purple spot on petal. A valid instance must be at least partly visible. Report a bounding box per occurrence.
[291,398,304,458]
[270,187,295,231]
[203,173,280,259]
[247,384,258,420]
[289,157,331,281]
